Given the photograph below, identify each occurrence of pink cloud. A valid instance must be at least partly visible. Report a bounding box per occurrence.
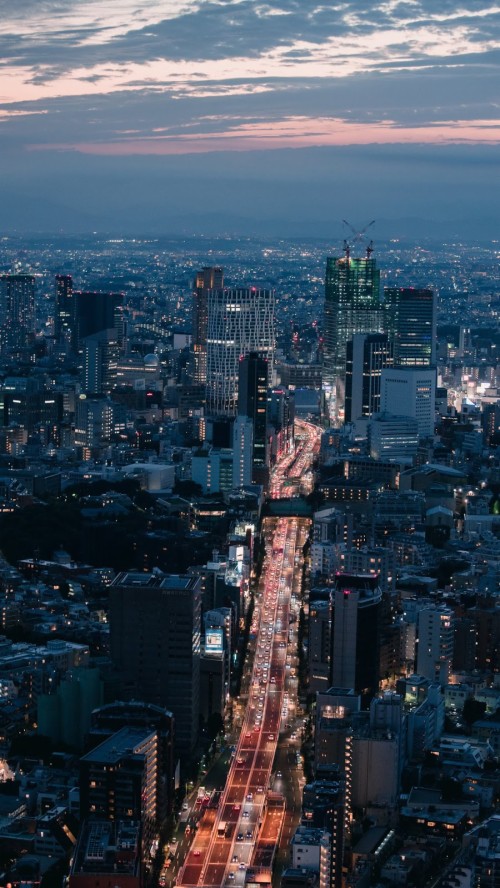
[28,115,500,154]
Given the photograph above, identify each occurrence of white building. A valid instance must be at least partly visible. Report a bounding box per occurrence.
[380,367,436,437]
[369,413,419,464]
[206,287,275,416]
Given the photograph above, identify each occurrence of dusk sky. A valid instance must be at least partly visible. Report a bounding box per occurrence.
[1,0,500,237]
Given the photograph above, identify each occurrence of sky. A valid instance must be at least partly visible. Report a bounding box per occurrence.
[1,0,500,237]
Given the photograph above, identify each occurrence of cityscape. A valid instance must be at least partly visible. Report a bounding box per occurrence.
[1,0,500,886]
[0,227,496,888]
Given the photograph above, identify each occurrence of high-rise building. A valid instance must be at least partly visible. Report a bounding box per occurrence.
[0,273,36,352]
[345,332,393,425]
[330,573,382,702]
[302,779,345,888]
[417,605,454,684]
[383,287,436,367]
[73,291,122,351]
[110,572,201,754]
[54,274,74,343]
[232,415,254,489]
[380,366,436,437]
[369,412,419,463]
[238,351,269,482]
[323,254,382,415]
[193,267,224,384]
[79,726,159,853]
[206,287,274,416]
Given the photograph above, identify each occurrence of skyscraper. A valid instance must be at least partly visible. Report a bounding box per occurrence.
[110,572,201,754]
[330,573,382,702]
[323,253,382,417]
[193,266,224,384]
[206,287,275,416]
[344,332,393,425]
[238,351,269,482]
[73,290,122,351]
[0,273,36,352]
[54,274,74,343]
[380,366,436,437]
[383,287,436,366]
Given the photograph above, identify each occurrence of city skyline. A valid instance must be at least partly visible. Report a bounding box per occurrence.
[1,0,499,235]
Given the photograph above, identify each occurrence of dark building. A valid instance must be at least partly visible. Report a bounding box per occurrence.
[0,274,36,352]
[110,572,201,755]
[87,701,175,819]
[345,332,393,424]
[330,573,382,703]
[54,274,74,343]
[80,726,159,856]
[69,820,141,888]
[73,291,122,351]
[323,254,382,415]
[302,778,345,888]
[383,287,436,367]
[238,351,269,483]
[192,266,224,384]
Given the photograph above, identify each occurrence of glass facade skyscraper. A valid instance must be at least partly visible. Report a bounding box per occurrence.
[383,287,436,367]
[206,287,274,416]
[323,255,382,416]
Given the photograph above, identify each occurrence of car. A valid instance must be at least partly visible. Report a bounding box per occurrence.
[277,770,282,777]
[246,831,253,839]
[246,793,253,800]
[232,855,238,862]
[243,810,249,818]
[182,802,188,810]
[194,850,201,857]
[233,803,241,810]
[228,874,235,881]
[171,838,178,845]
[268,734,275,740]
[239,863,246,870]
[237,833,244,841]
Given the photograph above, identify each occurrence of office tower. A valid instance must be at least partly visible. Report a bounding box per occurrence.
[330,573,382,702]
[0,273,36,351]
[369,412,419,463]
[110,572,201,754]
[193,266,224,384]
[383,287,436,366]
[417,605,454,684]
[54,274,73,343]
[74,396,126,452]
[206,287,275,416]
[351,692,405,811]
[83,330,120,394]
[308,600,332,692]
[344,333,393,424]
[238,351,269,482]
[323,253,382,416]
[73,290,122,351]
[80,726,159,854]
[232,415,253,488]
[380,366,436,436]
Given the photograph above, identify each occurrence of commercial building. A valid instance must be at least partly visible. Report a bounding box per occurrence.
[54,274,74,343]
[380,367,436,437]
[330,573,382,702]
[238,351,269,483]
[323,253,382,414]
[69,820,142,888]
[417,605,454,684]
[0,273,36,351]
[383,287,436,367]
[110,572,201,754]
[345,333,393,426]
[206,287,275,416]
[192,266,224,384]
[369,412,419,464]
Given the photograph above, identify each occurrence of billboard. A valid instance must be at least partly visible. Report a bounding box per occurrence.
[205,628,224,653]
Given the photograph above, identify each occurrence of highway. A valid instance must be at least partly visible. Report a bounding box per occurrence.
[270,419,321,499]
[177,419,320,888]
[177,516,310,888]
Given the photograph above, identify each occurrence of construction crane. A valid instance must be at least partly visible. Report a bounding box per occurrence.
[342,219,375,260]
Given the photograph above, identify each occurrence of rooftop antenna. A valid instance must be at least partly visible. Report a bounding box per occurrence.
[342,219,375,260]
